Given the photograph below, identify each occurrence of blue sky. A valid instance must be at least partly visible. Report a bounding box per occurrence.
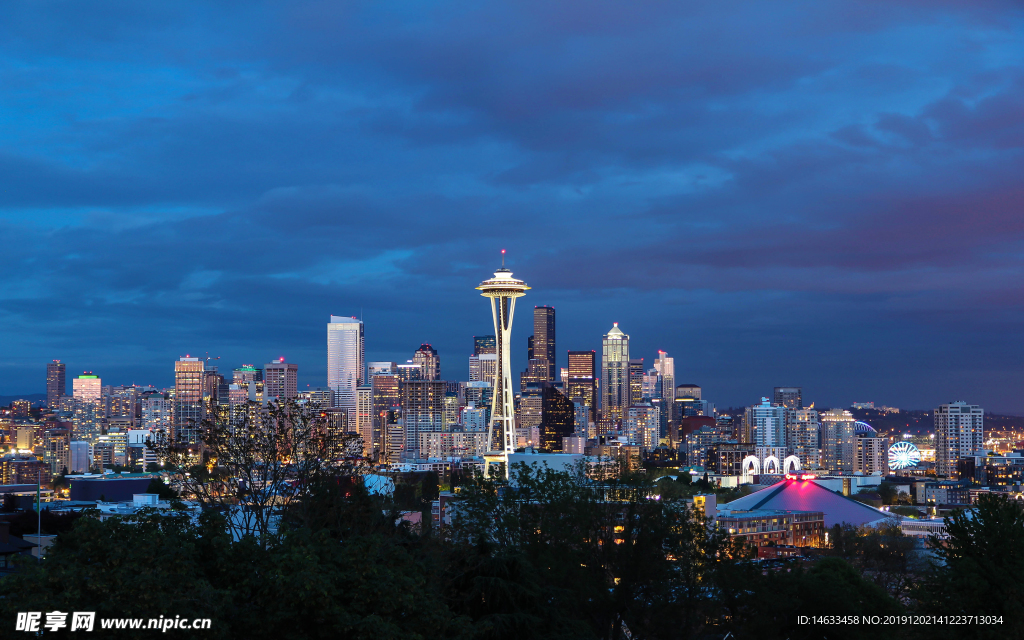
[2,1,1023,412]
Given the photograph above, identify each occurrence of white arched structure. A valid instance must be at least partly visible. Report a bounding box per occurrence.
[741,455,760,479]
[762,455,781,475]
[783,455,801,474]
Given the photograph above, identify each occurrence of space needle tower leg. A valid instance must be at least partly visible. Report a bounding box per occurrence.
[476,251,529,479]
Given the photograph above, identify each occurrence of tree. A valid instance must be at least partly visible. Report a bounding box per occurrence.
[146,477,179,501]
[0,510,233,639]
[915,494,1024,638]
[734,557,903,640]
[153,399,365,545]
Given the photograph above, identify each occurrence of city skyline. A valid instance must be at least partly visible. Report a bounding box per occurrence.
[9,295,1011,415]
[2,3,1023,412]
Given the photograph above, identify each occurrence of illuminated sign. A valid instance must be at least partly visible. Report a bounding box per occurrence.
[785,473,816,480]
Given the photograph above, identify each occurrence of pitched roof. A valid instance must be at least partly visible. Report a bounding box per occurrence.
[721,477,887,528]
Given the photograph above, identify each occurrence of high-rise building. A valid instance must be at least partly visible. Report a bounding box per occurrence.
[673,385,707,434]
[356,386,373,457]
[73,373,102,403]
[443,391,461,432]
[935,402,984,478]
[654,351,674,409]
[174,357,205,444]
[108,386,137,419]
[463,381,493,417]
[641,369,661,400]
[402,380,447,460]
[476,261,530,476]
[626,404,660,449]
[628,358,644,407]
[787,409,820,469]
[532,306,556,382]
[264,358,298,400]
[773,387,803,410]
[44,427,70,474]
[539,385,574,452]
[743,398,787,448]
[855,435,887,474]
[601,323,629,423]
[233,365,262,384]
[371,374,401,458]
[675,384,701,401]
[70,373,104,443]
[367,361,396,376]
[46,360,66,410]
[70,441,93,473]
[520,357,547,392]
[473,335,496,355]
[517,384,545,447]
[469,353,497,382]
[141,391,171,434]
[203,369,224,410]
[567,350,597,423]
[413,344,441,381]
[821,409,856,474]
[327,316,365,427]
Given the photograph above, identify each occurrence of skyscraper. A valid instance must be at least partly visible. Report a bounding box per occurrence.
[787,408,820,469]
[476,260,530,476]
[356,386,373,457]
[626,404,660,449]
[773,387,803,410]
[821,409,856,474]
[367,361,396,376]
[46,360,66,410]
[473,335,496,355]
[73,373,102,403]
[654,351,674,407]
[539,385,574,452]
[469,353,497,382]
[567,350,597,423]
[327,316,365,427]
[413,344,440,380]
[628,358,644,407]
[601,323,629,424]
[402,380,447,460]
[371,374,401,461]
[743,398,786,448]
[264,358,298,400]
[532,306,556,382]
[935,401,984,478]
[173,357,206,444]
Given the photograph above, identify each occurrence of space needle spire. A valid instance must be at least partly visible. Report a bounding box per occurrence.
[476,250,530,478]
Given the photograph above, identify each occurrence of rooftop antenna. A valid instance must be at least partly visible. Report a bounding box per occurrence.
[501,249,506,267]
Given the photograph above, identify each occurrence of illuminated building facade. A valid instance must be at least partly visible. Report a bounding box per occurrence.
[601,323,629,423]
[173,357,205,444]
[413,344,440,381]
[935,402,984,478]
[532,306,556,382]
[47,360,66,410]
[821,409,856,474]
[327,316,365,426]
[264,359,298,400]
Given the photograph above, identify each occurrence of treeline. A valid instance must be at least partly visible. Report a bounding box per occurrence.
[2,465,1021,640]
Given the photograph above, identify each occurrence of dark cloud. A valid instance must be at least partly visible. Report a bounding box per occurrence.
[1,0,1023,412]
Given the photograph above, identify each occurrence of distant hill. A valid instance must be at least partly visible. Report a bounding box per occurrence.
[0,393,47,406]
[719,406,1024,435]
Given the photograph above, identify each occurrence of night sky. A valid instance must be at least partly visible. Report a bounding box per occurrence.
[2,2,1023,412]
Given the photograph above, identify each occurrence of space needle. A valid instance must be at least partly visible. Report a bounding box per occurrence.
[476,250,530,478]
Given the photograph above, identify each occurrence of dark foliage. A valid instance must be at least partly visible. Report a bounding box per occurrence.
[0,467,1020,640]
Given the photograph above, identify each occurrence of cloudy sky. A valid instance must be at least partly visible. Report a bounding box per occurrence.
[2,1,1023,412]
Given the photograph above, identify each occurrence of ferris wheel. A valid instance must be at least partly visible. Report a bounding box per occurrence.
[888,441,921,470]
